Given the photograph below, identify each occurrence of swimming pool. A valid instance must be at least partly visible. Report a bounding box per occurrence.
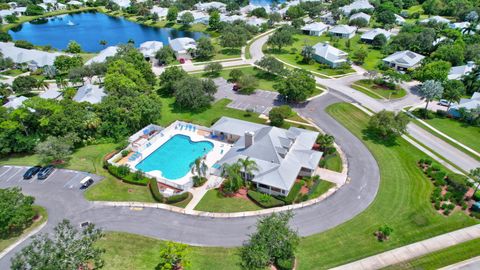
[135,134,214,180]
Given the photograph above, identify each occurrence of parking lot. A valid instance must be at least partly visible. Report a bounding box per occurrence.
[0,165,102,191]
[213,78,282,115]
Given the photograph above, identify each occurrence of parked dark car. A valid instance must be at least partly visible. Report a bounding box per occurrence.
[232,83,240,91]
[37,165,55,180]
[23,166,41,179]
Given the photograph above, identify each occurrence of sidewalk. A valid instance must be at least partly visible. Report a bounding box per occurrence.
[184,175,223,211]
[331,224,480,270]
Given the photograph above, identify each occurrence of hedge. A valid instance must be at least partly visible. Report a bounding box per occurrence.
[106,165,148,186]
[446,173,468,193]
[148,178,164,202]
[166,192,190,204]
[276,257,295,270]
[248,190,285,208]
[285,182,303,204]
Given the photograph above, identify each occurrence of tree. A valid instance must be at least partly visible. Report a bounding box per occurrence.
[301,45,315,63]
[220,31,246,49]
[368,110,409,139]
[14,40,34,49]
[466,11,479,22]
[104,59,150,96]
[237,157,258,183]
[204,62,222,77]
[54,55,83,74]
[372,34,387,49]
[414,61,451,82]
[156,242,190,270]
[432,44,465,66]
[286,5,305,19]
[237,75,259,94]
[316,134,335,151]
[222,162,243,193]
[25,4,44,16]
[267,27,295,51]
[12,76,37,94]
[269,105,292,127]
[269,12,282,24]
[65,40,82,53]
[240,212,299,269]
[209,10,220,30]
[159,66,188,95]
[462,65,480,95]
[250,7,268,18]
[0,187,35,239]
[180,12,194,26]
[35,133,78,164]
[442,80,465,108]
[349,18,368,27]
[376,10,396,25]
[192,157,208,179]
[229,69,244,82]
[274,69,316,103]
[173,77,216,111]
[255,56,284,75]
[353,47,368,65]
[469,168,480,196]
[11,219,105,270]
[419,80,444,114]
[156,46,176,65]
[0,32,12,42]
[166,6,178,23]
[196,37,215,60]
[5,14,18,24]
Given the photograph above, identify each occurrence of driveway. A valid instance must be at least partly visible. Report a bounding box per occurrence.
[0,93,380,268]
[214,77,281,115]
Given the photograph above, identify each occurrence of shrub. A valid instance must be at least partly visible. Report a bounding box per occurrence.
[441,203,448,210]
[436,110,448,118]
[424,159,433,165]
[285,182,303,204]
[434,200,441,210]
[166,192,190,204]
[148,178,164,202]
[447,203,455,210]
[276,257,295,270]
[446,174,468,194]
[462,202,468,210]
[248,190,285,208]
[432,171,446,182]
[193,176,207,187]
[269,105,293,127]
[14,40,34,49]
[444,209,451,216]
[121,150,129,157]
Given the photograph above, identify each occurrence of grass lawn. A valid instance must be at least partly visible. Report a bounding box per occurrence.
[265,34,384,76]
[295,102,476,269]
[422,116,480,154]
[194,189,262,213]
[321,152,343,173]
[308,180,335,199]
[352,80,407,100]
[96,232,240,270]
[0,69,24,76]
[192,66,279,92]
[383,238,480,270]
[0,206,47,252]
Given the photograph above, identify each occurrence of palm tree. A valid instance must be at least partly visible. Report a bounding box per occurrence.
[36,79,49,91]
[221,163,243,193]
[469,168,480,197]
[237,157,258,184]
[56,77,68,90]
[191,157,208,178]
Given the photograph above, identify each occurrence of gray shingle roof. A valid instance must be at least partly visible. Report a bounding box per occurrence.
[312,42,348,64]
[340,0,373,15]
[383,50,425,67]
[301,22,329,32]
[361,28,392,40]
[329,25,357,35]
[0,42,64,67]
[73,84,106,104]
[169,37,197,53]
[139,41,163,58]
[85,46,118,65]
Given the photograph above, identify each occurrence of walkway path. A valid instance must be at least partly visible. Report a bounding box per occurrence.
[331,224,480,270]
[440,256,480,270]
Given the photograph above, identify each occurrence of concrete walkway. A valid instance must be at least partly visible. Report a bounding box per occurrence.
[331,224,480,270]
[184,175,223,211]
[315,168,347,186]
[440,256,480,270]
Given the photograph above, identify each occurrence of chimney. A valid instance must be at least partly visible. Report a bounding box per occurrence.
[245,131,254,148]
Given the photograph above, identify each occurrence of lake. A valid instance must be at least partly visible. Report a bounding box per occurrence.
[8,11,208,52]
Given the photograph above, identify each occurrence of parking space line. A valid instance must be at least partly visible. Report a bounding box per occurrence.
[0,167,13,179]
[64,173,84,189]
[5,168,23,182]
[40,169,58,184]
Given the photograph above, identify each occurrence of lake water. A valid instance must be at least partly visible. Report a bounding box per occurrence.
[8,11,208,52]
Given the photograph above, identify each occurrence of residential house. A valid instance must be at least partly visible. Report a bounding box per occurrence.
[150,6,168,19]
[139,41,163,61]
[312,42,348,68]
[349,12,371,24]
[220,14,245,23]
[3,95,28,109]
[394,14,405,25]
[73,84,107,104]
[0,42,64,70]
[246,16,267,26]
[448,92,480,118]
[382,50,425,71]
[329,25,357,39]
[361,28,392,43]
[319,12,336,25]
[194,2,226,13]
[448,61,476,80]
[169,37,197,60]
[85,46,118,65]
[301,22,329,36]
[178,10,210,25]
[420,16,450,24]
[211,117,323,196]
[66,0,83,6]
[39,88,62,100]
[111,0,131,8]
[340,0,373,15]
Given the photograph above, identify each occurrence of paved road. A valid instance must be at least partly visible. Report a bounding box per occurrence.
[440,256,480,270]
[0,93,380,268]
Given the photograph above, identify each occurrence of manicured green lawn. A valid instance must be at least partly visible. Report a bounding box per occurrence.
[194,189,262,213]
[294,103,476,269]
[192,66,279,92]
[0,69,24,76]
[383,238,480,270]
[308,180,335,199]
[352,80,407,100]
[96,232,241,270]
[265,34,384,76]
[0,206,47,252]
[321,152,343,173]
[423,117,480,154]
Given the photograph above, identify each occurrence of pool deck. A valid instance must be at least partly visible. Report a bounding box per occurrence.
[125,121,232,190]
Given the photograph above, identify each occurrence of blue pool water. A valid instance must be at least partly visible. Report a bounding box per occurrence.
[9,12,208,52]
[135,135,213,180]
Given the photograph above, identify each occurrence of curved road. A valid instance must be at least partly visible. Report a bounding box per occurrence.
[0,93,380,268]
